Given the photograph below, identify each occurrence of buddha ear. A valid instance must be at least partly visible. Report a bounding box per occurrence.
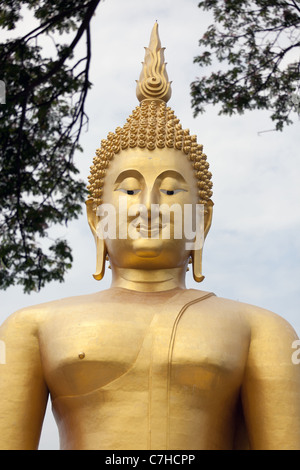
[86,199,107,281]
[192,201,213,283]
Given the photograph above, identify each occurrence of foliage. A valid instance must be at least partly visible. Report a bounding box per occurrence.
[191,0,300,130]
[0,0,101,292]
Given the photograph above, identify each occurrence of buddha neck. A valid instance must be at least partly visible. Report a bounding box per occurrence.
[110,266,187,293]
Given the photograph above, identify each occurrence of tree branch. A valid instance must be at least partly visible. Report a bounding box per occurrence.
[14,0,100,100]
[289,0,300,14]
[16,90,30,261]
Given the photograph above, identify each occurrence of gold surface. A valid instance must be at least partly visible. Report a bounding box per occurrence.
[136,22,172,103]
[0,24,300,451]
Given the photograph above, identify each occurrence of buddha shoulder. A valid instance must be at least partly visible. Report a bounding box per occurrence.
[241,299,299,346]
[206,295,298,348]
[0,292,108,335]
[188,294,298,345]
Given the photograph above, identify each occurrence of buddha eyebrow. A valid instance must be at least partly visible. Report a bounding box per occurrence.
[114,169,143,185]
[157,170,187,184]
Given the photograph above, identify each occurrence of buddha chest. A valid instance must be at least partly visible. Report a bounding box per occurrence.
[39,291,250,449]
[39,292,249,401]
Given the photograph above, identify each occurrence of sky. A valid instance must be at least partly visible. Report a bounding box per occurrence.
[1,0,300,450]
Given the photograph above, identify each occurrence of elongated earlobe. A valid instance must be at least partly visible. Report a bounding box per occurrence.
[93,236,106,281]
[192,249,205,283]
[86,199,107,281]
[192,201,213,283]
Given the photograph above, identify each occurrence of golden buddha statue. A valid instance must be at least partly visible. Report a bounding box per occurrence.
[1,23,300,451]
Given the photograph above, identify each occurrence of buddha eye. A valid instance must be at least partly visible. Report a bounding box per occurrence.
[116,188,141,195]
[160,189,186,196]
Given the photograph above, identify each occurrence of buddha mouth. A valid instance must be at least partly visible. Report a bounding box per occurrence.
[136,222,168,238]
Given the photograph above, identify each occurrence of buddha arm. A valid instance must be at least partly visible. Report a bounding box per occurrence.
[0,310,48,450]
[241,309,300,450]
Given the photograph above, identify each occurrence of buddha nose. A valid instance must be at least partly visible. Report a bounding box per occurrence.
[141,187,159,221]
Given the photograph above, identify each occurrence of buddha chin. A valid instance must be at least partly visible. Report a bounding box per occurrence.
[134,238,163,258]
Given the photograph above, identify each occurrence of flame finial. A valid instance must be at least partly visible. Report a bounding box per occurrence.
[136,22,172,103]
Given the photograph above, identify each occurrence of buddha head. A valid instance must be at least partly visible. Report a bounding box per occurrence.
[86,23,213,285]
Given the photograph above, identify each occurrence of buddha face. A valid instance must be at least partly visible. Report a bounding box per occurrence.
[97,146,203,271]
